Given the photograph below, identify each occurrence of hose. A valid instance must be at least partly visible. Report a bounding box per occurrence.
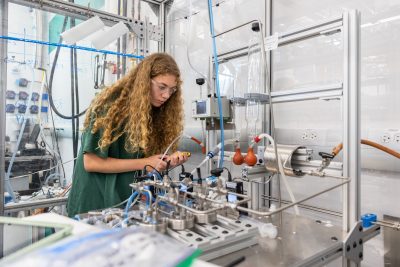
[48,16,87,120]
[186,0,212,93]
[189,139,237,175]
[332,139,400,159]
[256,133,300,215]
[207,0,225,168]
[183,133,206,154]
[124,191,139,219]
[44,173,62,186]
[155,133,184,170]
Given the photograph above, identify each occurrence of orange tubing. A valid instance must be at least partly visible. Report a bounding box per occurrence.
[190,136,206,154]
[331,139,400,159]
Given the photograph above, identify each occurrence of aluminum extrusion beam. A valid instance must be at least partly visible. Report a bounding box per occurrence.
[342,10,361,233]
[0,0,8,258]
[9,0,132,25]
[9,0,163,43]
[4,197,68,213]
[278,16,343,47]
[270,83,343,103]
[159,1,165,51]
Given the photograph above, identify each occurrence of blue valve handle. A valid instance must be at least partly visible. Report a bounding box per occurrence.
[361,213,377,228]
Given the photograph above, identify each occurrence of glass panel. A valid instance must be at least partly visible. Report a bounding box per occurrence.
[4,2,157,205]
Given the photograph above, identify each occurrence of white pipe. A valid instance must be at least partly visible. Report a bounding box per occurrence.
[257,133,300,215]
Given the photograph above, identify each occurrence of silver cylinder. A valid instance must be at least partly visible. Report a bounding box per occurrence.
[249,179,261,210]
[264,144,312,177]
[194,212,217,224]
[168,216,195,230]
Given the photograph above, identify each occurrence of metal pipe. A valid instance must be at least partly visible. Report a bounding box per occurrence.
[207,186,249,199]
[374,220,400,231]
[122,0,127,75]
[4,197,68,213]
[159,195,223,215]
[159,1,165,52]
[184,191,251,206]
[236,179,350,216]
[0,0,8,258]
[262,195,342,217]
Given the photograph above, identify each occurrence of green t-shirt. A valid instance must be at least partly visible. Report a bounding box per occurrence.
[67,121,143,217]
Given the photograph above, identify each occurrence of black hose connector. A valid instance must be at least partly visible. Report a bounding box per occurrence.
[196,78,205,85]
[210,168,224,177]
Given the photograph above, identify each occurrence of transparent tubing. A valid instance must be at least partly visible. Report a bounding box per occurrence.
[246,32,263,143]
[255,133,300,215]
[232,77,241,142]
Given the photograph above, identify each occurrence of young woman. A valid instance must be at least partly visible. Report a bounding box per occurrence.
[67,53,188,216]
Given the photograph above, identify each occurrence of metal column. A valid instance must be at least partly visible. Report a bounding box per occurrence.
[265,0,272,208]
[342,10,361,232]
[0,0,8,258]
[342,10,361,267]
[159,1,165,52]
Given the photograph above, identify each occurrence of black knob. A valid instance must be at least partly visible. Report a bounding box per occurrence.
[319,152,334,159]
[210,168,224,177]
[251,22,260,32]
[196,78,205,85]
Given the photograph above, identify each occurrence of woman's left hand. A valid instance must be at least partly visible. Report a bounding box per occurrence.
[166,151,189,167]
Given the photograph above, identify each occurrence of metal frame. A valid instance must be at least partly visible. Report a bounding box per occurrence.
[201,9,360,232]
[175,6,361,266]
[292,222,379,267]
[4,197,68,213]
[342,10,361,233]
[9,0,140,26]
[8,0,163,43]
[268,11,361,233]
[267,9,361,267]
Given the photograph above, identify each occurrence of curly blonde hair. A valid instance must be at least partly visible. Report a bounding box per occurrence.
[84,53,184,156]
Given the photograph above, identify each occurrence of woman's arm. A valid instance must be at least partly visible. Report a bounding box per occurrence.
[83,153,167,173]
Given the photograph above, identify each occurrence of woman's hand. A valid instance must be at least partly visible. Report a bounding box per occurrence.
[145,154,168,171]
[165,151,189,167]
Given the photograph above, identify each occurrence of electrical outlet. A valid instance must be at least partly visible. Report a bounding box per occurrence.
[301,130,318,141]
[394,133,400,143]
[381,133,391,143]
[257,146,265,165]
[309,131,318,140]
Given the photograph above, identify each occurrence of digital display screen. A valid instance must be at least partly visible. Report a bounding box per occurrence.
[196,101,206,115]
